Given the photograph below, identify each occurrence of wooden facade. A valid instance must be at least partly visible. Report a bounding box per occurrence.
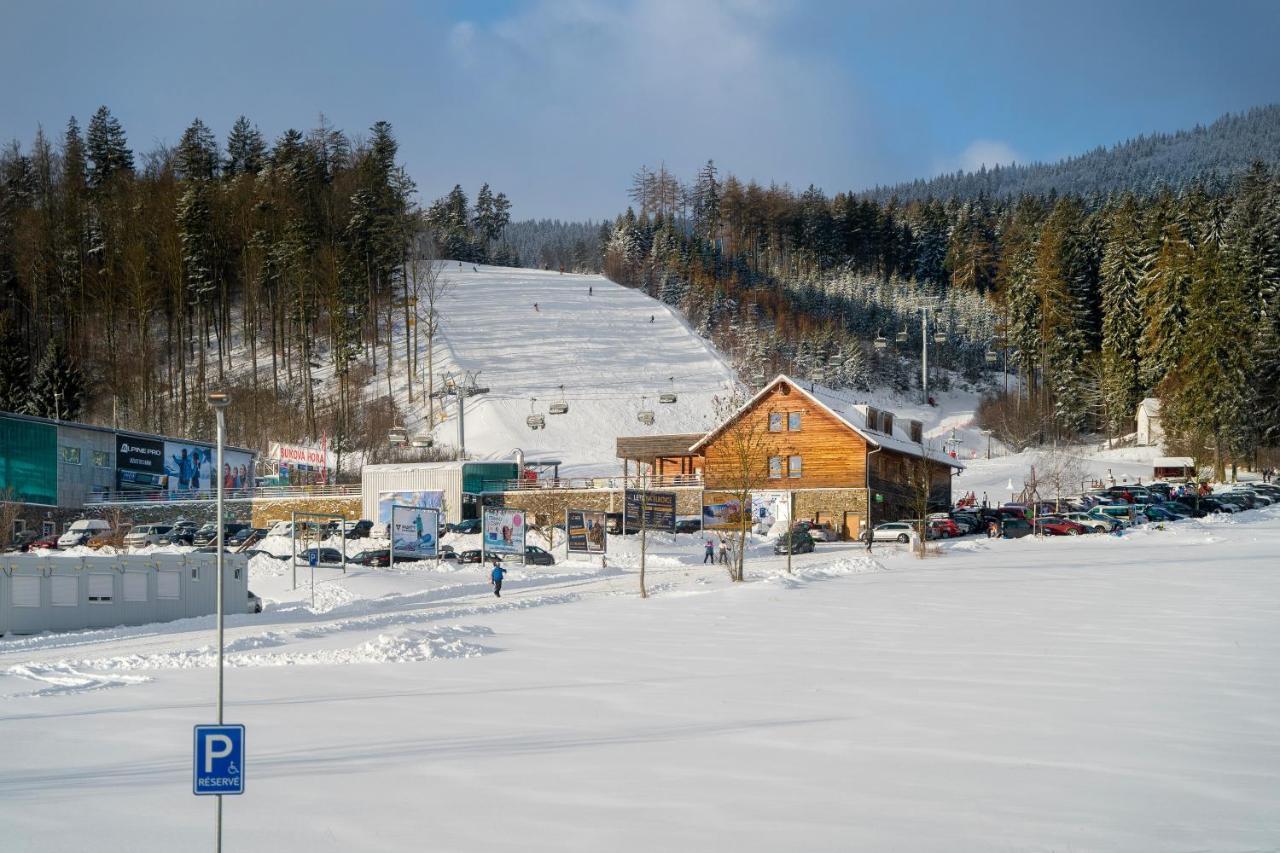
[698,380,868,491]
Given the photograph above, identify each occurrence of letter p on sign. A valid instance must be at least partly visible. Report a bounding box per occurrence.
[205,734,233,773]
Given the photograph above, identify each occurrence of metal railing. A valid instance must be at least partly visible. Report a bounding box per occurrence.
[483,473,704,492]
[86,483,362,505]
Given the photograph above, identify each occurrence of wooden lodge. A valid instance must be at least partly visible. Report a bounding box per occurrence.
[617,376,963,540]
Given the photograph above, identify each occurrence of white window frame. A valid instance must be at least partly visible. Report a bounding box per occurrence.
[788,455,803,479]
[768,456,783,479]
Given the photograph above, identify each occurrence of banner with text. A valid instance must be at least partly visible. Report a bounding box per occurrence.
[567,509,607,553]
[483,507,526,556]
[623,490,676,533]
[390,505,439,558]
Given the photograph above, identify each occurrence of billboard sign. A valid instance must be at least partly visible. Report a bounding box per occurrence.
[269,441,334,486]
[702,496,746,530]
[377,490,444,525]
[750,490,791,534]
[623,490,676,533]
[567,509,607,553]
[483,507,526,556]
[116,434,165,474]
[164,440,254,495]
[391,505,439,558]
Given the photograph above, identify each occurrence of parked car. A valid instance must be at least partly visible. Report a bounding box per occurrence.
[1061,511,1114,532]
[123,524,174,548]
[1032,516,1087,536]
[1092,505,1147,525]
[351,548,391,567]
[1000,518,1033,539]
[86,525,130,550]
[865,522,914,544]
[524,545,556,565]
[928,516,961,538]
[446,519,482,535]
[226,527,261,547]
[673,518,703,534]
[773,529,816,554]
[344,519,374,539]
[458,549,485,564]
[57,519,111,549]
[792,520,838,542]
[1139,505,1181,522]
[193,523,250,547]
[298,547,345,565]
[29,533,61,551]
[5,530,41,553]
[246,590,263,614]
[439,545,458,561]
[158,520,200,546]
[946,512,979,534]
[899,520,942,540]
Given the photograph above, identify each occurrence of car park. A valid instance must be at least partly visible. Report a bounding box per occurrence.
[158,521,200,545]
[773,529,816,554]
[193,523,250,547]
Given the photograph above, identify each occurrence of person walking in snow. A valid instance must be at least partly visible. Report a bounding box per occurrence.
[703,536,715,564]
[649,315,654,323]
[533,303,539,312]
[588,286,593,296]
[718,536,729,565]
[490,561,507,597]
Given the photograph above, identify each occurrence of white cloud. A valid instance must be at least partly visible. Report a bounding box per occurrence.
[938,139,1023,175]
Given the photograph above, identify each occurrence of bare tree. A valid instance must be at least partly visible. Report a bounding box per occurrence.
[707,393,770,582]
[0,488,22,550]
[905,456,935,558]
[411,237,451,428]
[1034,448,1089,511]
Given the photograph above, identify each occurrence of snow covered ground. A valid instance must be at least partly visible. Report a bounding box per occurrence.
[4,506,1279,852]
[394,264,739,475]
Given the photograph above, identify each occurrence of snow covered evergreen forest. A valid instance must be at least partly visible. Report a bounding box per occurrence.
[0,106,1278,478]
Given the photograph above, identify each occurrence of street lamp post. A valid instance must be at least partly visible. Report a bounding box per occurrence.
[206,390,231,852]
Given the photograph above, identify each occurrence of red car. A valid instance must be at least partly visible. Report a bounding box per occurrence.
[1033,516,1087,536]
[929,517,961,538]
[28,533,60,551]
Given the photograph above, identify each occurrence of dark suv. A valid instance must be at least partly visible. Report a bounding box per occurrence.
[773,529,815,555]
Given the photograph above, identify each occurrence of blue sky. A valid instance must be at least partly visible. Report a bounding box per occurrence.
[2,0,1277,219]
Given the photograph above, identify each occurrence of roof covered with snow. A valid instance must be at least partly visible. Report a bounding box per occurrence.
[1138,398,1161,417]
[1153,457,1195,467]
[691,375,964,469]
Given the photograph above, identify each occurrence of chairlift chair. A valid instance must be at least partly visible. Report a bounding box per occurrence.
[895,327,909,344]
[984,349,998,364]
[549,385,569,415]
[933,331,947,344]
[527,399,546,430]
[874,331,888,351]
[658,377,677,404]
[637,398,655,425]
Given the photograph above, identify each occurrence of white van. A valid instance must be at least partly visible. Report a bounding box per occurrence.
[58,519,112,548]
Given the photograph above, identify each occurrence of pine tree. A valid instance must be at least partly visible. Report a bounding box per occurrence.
[224,116,266,176]
[0,329,31,412]
[85,106,133,189]
[1098,196,1148,436]
[26,339,85,420]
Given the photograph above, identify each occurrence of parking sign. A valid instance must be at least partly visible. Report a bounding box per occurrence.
[193,724,245,795]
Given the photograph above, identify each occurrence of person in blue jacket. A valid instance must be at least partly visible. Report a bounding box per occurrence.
[170,448,193,490]
[490,561,507,597]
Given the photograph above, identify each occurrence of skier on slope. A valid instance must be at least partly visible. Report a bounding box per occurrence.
[533,303,539,312]
[490,561,507,597]
[589,286,593,296]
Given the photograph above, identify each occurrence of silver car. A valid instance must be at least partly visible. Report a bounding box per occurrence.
[866,522,915,543]
[123,524,174,548]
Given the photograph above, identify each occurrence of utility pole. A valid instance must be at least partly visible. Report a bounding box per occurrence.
[206,389,231,853]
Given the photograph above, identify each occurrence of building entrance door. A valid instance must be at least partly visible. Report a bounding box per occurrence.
[842,512,861,542]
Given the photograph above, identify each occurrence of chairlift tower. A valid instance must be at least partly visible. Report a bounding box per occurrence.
[432,370,489,459]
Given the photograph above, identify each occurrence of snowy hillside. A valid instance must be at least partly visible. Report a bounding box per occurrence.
[399,264,739,474]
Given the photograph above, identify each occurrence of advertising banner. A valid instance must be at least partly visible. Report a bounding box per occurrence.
[750,490,792,534]
[269,441,334,486]
[483,507,526,556]
[623,490,676,533]
[164,440,254,495]
[567,509,607,553]
[702,495,746,530]
[115,434,169,493]
[377,490,444,525]
[390,505,439,558]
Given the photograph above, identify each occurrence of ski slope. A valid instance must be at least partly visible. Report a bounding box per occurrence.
[403,264,738,475]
